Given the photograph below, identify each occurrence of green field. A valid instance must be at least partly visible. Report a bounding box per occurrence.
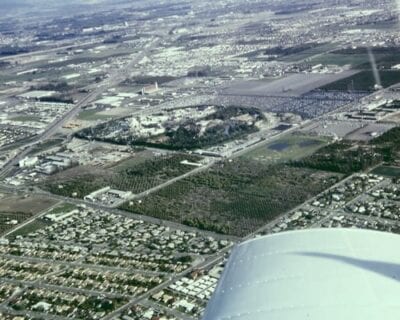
[320,70,400,91]
[7,203,76,238]
[42,153,204,199]
[309,53,371,67]
[371,166,400,177]
[10,115,42,122]
[27,138,64,156]
[120,160,341,236]
[45,202,77,215]
[277,43,337,62]
[119,127,400,236]
[77,109,113,121]
[7,219,51,238]
[242,134,329,164]
[0,212,32,235]
[295,127,400,174]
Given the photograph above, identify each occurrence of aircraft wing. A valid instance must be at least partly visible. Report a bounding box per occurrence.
[203,228,400,320]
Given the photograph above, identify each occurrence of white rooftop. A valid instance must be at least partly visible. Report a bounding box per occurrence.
[203,229,400,320]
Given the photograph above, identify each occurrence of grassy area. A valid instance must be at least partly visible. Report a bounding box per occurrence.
[0,212,32,235]
[45,202,77,215]
[294,127,400,174]
[27,138,64,156]
[0,195,58,236]
[7,219,51,238]
[241,134,329,164]
[10,115,41,122]
[293,141,382,174]
[119,127,400,236]
[77,109,113,121]
[371,166,400,178]
[42,153,204,199]
[0,195,58,215]
[277,43,337,62]
[6,203,75,238]
[320,70,400,91]
[311,47,400,91]
[120,160,341,236]
[309,53,371,67]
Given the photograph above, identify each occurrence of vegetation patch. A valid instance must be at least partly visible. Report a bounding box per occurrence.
[42,153,203,199]
[75,105,265,150]
[371,166,400,178]
[7,219,51,238]
[120,160,340,236]
[293,127,400,174]
[242,134,329,164]
[320,70,400,91]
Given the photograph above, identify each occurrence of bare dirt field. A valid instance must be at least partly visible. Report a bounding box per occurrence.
[0,195,58,215]
[220,71,359,97]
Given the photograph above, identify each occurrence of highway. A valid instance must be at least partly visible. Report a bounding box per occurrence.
[0,34,167,180]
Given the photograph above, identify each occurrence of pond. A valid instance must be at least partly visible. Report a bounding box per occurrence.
[268,142,290,151]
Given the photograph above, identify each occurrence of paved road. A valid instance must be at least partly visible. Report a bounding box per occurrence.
[0,35,166,180]
[311,174,389,228]
[2,201,62,238]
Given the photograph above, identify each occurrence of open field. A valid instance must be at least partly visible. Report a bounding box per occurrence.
[6,202,76,238]
[0,194,57,214]
[7,218,51,238]
[0,194,58,235]
[10,115,42,122]
[42,152,203,198]
[221,72,359,97]
[241,43,337,62]
[120,160,341,236]
[295,127,400,174]
[309,53,371,67]
[311,46,400,68]
[26,138,64,156]
[241,134,330,164]
[277,43,337,62]
[320,70,400,91]
[77,109,114,121]
[371,165,400,177]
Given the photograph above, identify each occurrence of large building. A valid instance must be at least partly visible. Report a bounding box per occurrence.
[203,229,400,320]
